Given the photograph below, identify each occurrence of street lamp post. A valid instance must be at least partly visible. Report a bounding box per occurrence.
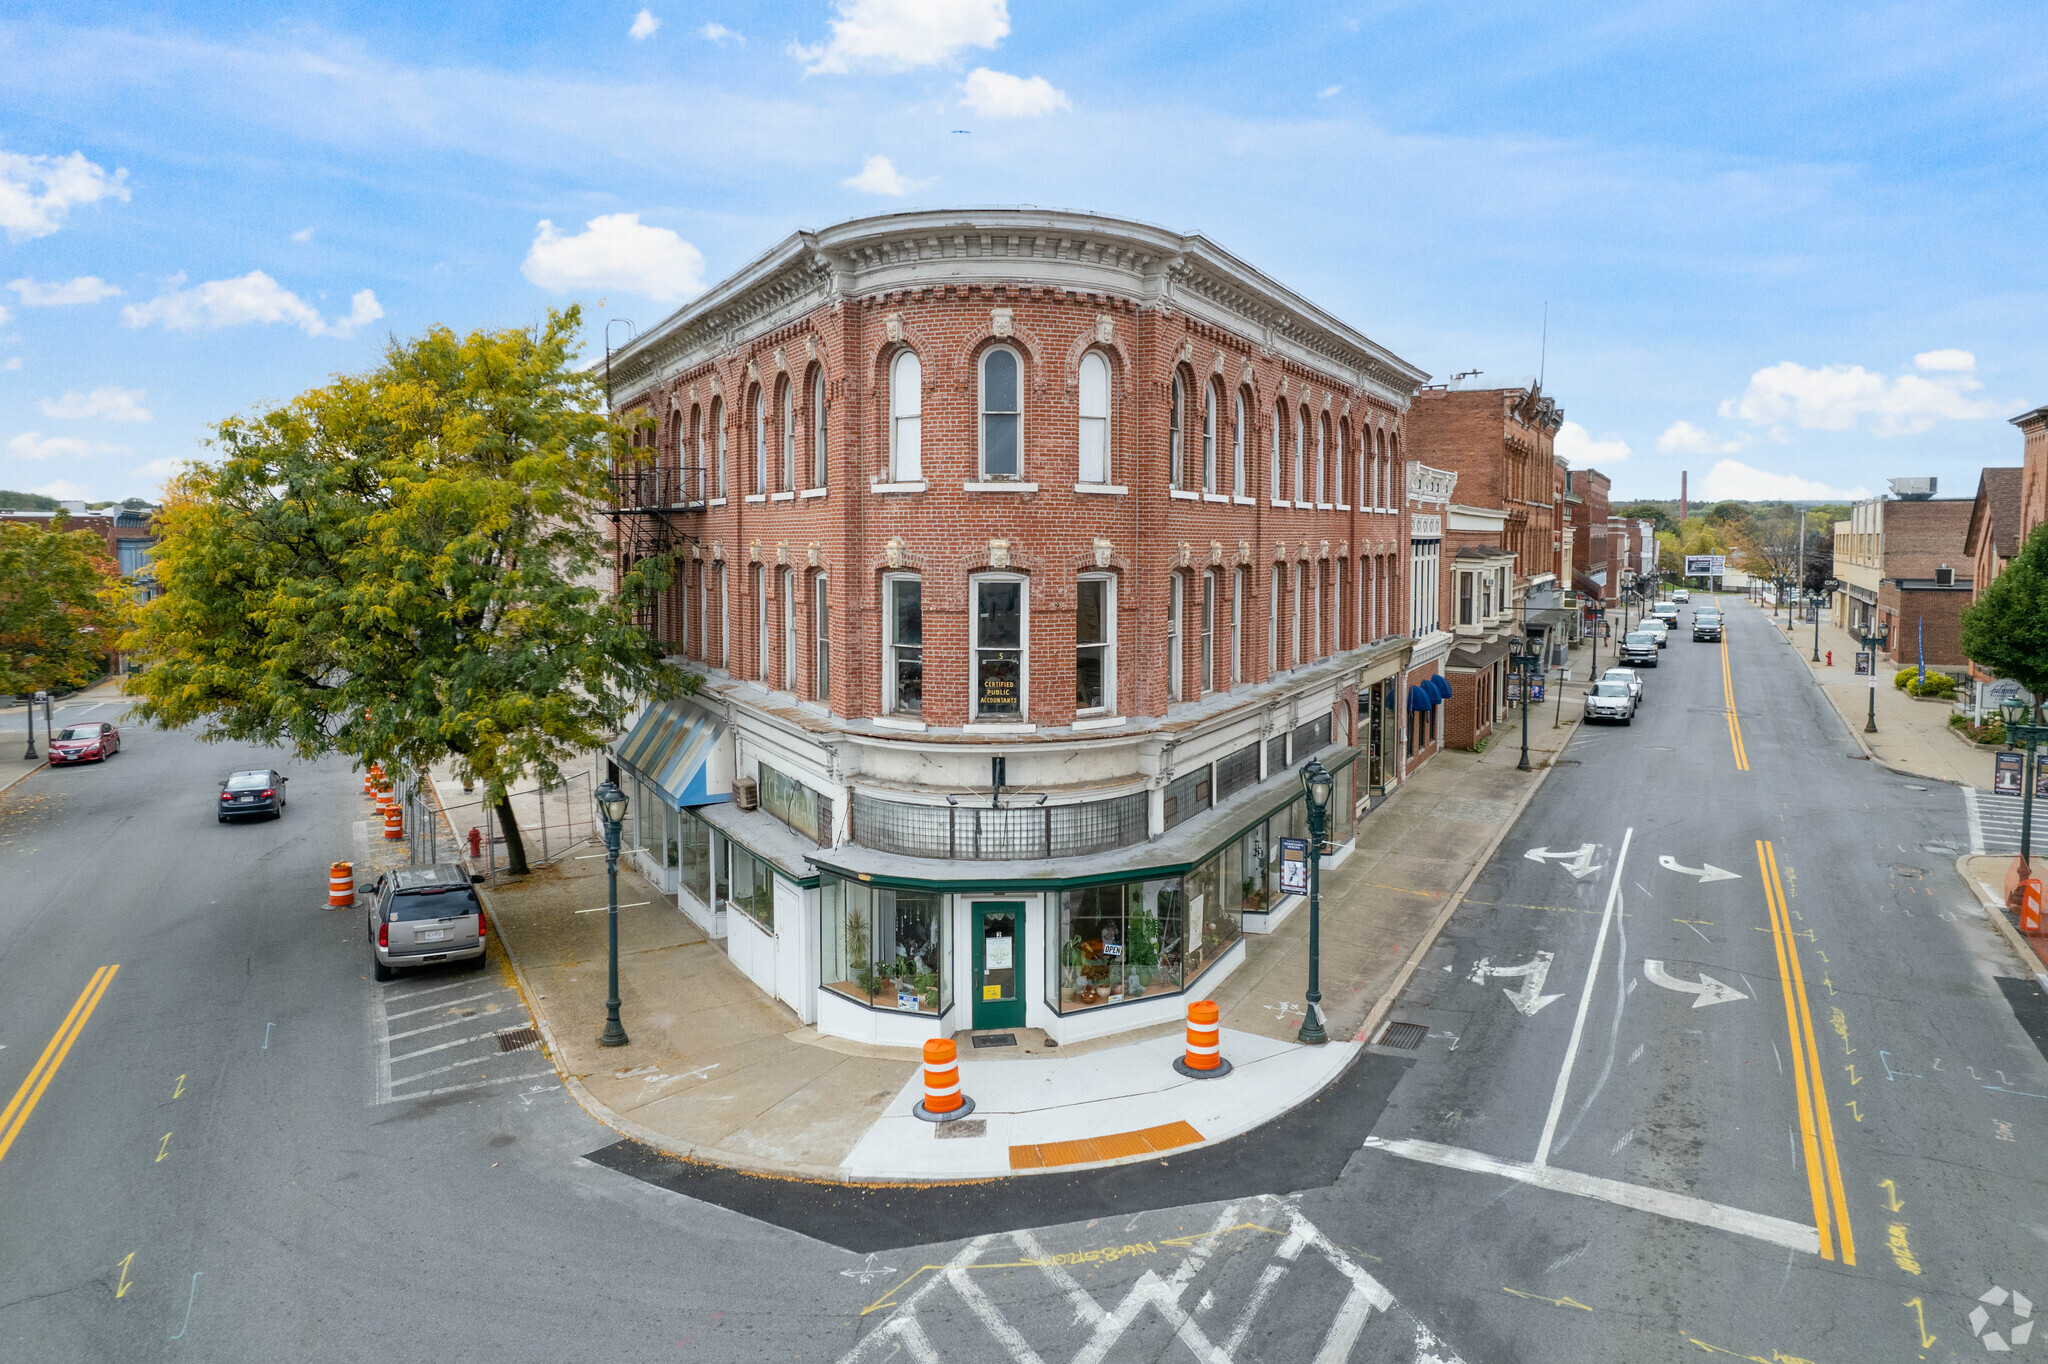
[594,780,631,1048]
[1517,641,1535,773]
[1856,620,1891,733]
[2000,698,2047,885]
[1297,758,1334,1046]
[21,688,38,761]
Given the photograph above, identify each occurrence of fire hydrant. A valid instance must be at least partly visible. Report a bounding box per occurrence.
[467,826,483,858]
[1826,650,1833,667]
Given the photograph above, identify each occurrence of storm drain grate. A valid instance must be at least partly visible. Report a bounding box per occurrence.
[971,1033,1018,1049]
[1376,1021,1428,1050]
[495,1027,541,1053]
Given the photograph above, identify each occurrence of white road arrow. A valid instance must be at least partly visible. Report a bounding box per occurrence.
[1658,855,1742,883]
[1643,959,1748,1007]
[1524,844,1603,880]
[1468,952,1565,1016]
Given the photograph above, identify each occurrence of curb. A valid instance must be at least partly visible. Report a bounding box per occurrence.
[1,762,47,798]
[1953,854,2048,995]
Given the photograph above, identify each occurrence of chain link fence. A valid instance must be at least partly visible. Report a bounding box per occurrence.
[415,770,602,881]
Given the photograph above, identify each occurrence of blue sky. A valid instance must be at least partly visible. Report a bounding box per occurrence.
[3,1,2043,504]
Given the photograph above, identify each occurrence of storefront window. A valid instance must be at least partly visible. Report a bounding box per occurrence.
[1183,849,1240,978]
[1056,878,1187,1011]
[664,806,681,871]
[1328,763,1356,848]
[728,842,774,931]
[820,878,949,1015]
[677,810,712,908]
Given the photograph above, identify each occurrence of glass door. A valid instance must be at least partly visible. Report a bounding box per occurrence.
[970,902,1024,1030]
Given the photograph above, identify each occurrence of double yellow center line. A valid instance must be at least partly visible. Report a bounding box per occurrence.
[1757,843,1852,1263]
[1721,635,1749,771]
[0,965,119,1166]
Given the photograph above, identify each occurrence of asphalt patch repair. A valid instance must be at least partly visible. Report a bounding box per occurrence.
[581,1050,1411,1253]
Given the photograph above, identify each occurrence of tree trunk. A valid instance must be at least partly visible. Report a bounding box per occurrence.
[495,794,530,876]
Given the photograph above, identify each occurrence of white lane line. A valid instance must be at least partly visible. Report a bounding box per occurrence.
[1364,1136,1821,1255]
[385,1008,511,1043]
[389,1027,528,1065]
[390,1045,536,1089]
[383,987,514,1022]
[367,965,394,1105]
[1536,826,1633,1167]
[1965,786,1985,855]
[388,1069,556,1102]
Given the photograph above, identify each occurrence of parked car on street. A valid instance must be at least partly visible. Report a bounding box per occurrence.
[1620,631,1659,666]
[1651,601,1680,624]
[1693,610,1724,641]
[1600,667,1645,705]
[1584,680,1637,724]
[1642,619,1670,648]
[218,768,288,821]
[368,863,489,980]
[49,721,120,764]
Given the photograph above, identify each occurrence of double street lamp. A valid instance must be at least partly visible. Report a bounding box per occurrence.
[1296,758,1335,1046]
[1999,697,2047,884]
[594,779,632,1049]
[1856,619,1891,733]
[1516,634,1543,773]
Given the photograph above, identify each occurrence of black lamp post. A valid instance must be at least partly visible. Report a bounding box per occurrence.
[1857,619,1891,733]
[21,688,38,761]
[2000,697,2047,884]
[1297,758,1333,1046]
[1517,637,1539,772]
[594,779,631,1048]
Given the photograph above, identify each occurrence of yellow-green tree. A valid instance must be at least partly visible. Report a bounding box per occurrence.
[0,517,124,694]
[125,307,689,873]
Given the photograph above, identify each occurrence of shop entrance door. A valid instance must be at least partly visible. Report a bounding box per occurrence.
[970,902,1024,1030]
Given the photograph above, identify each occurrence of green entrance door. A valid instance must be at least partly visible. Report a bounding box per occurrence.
[970,902,1025,1030]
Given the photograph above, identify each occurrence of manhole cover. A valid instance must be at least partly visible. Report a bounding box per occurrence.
[496,1027,541,1052]
[971,1033,1018,1048]
[1376,1021,1428,1050]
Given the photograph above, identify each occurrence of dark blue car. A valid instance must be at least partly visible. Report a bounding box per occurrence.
[218,768,289,822]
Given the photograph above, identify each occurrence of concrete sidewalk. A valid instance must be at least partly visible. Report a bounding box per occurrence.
[0,677,132,797]
[467,641,1597,1182]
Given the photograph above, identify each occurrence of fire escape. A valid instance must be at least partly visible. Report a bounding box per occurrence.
[605,449,708,649]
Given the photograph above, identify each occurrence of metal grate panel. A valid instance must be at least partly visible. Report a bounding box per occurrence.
[496,1026,541,1053]
[1376,1021,1427,1050]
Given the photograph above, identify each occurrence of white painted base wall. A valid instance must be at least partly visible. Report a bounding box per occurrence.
[1042,938,1247,1046]
[726,906,776,1000]
[677,885,726,940]
[816,988,955,1048]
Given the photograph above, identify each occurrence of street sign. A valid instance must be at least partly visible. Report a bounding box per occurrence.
[1995,751,2023,796]
[1278,837,1310,895]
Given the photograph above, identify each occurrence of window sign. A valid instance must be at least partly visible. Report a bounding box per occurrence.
[1278,837,1310,895]
[975,580,1023,717]
[986,934,1013,970]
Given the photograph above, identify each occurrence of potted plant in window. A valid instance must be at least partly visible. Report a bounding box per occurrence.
[1061,934,1088,998]
[1124,900,1162,994]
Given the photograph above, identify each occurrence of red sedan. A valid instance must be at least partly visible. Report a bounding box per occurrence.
[49,721,120,764]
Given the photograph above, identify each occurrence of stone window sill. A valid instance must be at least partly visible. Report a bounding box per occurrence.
[871,480,927,494]
[1074,483,1128,496]
[743,494,767,504]
[708,497,729,507]
[1072,714,1128,731]
[871,715,927,731]
[1233,495,1256,506]
[1202,493,1232,504]
[769,491,796,502]
[1169,488,1201,501]
[964,721,1037,734]
[799,487,827,499]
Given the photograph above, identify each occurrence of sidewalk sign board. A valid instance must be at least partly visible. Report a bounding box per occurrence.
[1995,751,2023,796]
[1278,837,1310,895]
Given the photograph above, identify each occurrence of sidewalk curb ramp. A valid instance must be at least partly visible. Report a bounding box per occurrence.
[1955,855,2048,995]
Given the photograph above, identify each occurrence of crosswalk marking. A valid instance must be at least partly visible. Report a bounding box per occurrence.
[1968,785,2032,856]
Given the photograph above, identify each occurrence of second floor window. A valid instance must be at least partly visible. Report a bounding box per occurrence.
[1202,385,1217,493]
[810,369,828,488]
[1314,416,1326,504]
[1233,392,1247,497]
[973,576,1025,718]
[712,398,726,497]
[1270,402,1284,500]
[890,350,921,481]
[1078,351,1109,484]
[813,573,830,703]
[1293,409,1306,503]
[752,389,767,494]
[1167,573,1184,703]
[980,347,1020,479]
[1231,567,1244,684]
[1076,574,1112,712]
[782,567,798,689]
[1200,571,1215,694]
[885,576,922,715]
[779,381,795,490]
[1169,374,1186,489]
[1268,564,1281,674]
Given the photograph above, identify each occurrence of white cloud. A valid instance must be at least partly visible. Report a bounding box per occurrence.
[9,275,123,306]
[0,302,9,327]
[138,456,188,489]
[1655,420,1749,455]
[1698,458,1869,502]
[1555,420,1631,466]
[8,431,131,460]
[522,213,705,302]
[699,22,742,44]
[1912,347,1974,372]
[121,271,382,338]
[630,9,660,41]
[32,479,88,500]
[1319,84,1343,99]
[291,226,316,243]
[0,148,131,243]
[41,387,151,422]
[842,154,927,196]
[793,0,1008,74]
[1719,358,1999,437]
[959,68,1069,117]
[2,358,20,371]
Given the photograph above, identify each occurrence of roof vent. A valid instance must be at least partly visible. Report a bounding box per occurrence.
[1935,564,1954,586]
[733,776,759,811]
[1888,476,1937,500]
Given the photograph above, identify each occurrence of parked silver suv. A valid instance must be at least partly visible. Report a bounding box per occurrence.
[369,864,488,981]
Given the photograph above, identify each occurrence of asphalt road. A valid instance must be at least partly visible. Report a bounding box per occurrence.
[4,596,2044,1364]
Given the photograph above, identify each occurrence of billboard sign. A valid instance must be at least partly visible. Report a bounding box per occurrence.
[1684,554,1727,578]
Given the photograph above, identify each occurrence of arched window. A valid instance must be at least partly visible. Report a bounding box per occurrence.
[711,397,725,498]
[1201,383,1217,493]
[1294,407,1307,504]
[779,378,795,491]
[889,350,921,482]
[1335,420,1348,507]
[1271,401,1285,501]
[689,403,703,497]
[1232,391,1248,497]
[810,367,828,489]
[1316,414,1329,504]
[1077,351,1110,484]
[1169,373,1186,490]
[751,387,766,494]
[979,346,1021,479]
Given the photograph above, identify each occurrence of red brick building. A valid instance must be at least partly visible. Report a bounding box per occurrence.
[602,209,1430,1048]
[1566,467,1611,604]
[2017,404,2048,544]
[1852,496,1974,668]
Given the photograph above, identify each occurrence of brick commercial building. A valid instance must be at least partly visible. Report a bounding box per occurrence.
[2017,404,2048,543]
[600,208,1433,1048]
[1831,488,1973,667]
[1565,466,1611,605]
[1962,465,2024,711]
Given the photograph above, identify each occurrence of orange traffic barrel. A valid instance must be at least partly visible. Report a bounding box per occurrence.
[382,803,404,841]
[912,1037,974,1121]
[328,861,355,907]
[374,781,395,815]
[1173,999,1232,1078]
[2023,878,2044,937]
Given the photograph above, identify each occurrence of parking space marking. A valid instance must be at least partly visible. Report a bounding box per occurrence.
[368,971,555,1108]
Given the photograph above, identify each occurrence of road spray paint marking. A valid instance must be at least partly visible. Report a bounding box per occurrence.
[168,1271,200,1340]
[156,1132,171,1163]
[1886,1223,1922,1274]
[114,1252,135,1299]
[1501,1285,1592,1311]
[262,1023,272,1049]
[1759,841,1852,1264]
[1879,1178,1903,1212]
[1904,1296,1937,1349]
[1536,829,1632,1167]
[0,964,119,1166]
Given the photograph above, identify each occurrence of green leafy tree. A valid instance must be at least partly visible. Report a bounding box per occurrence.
[125,306,691,874]
[1962,522,2048,720]
[0,517,125,694]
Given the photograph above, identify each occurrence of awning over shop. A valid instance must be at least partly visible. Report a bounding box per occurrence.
[1427,675,1452,703]
[1406,684,1433,711]
[613,699,731,809]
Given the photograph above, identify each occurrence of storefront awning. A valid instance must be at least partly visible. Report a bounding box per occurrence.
[1428,675,1452,703]
[613,699,731,809]
[1407,683,1437,711]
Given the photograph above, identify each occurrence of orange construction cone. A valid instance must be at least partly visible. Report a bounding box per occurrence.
[912,1037,974,1121]
[1173,999,1232,1078]
[328,861,355,908]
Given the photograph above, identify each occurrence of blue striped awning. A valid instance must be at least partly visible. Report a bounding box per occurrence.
[613,700,731,809]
